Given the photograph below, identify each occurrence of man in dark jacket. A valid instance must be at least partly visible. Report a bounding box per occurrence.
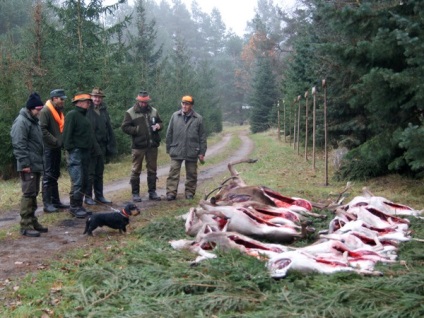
[121,91,163,202]
[84,87,117,205]
[10,92,48,237]
[165,95,207,201]
[63,93,94,218]
[39,89,69,213]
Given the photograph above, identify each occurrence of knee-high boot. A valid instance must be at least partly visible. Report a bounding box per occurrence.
[94,179,111,204]
[147,174,161,201]
[51,185,69,209]
[20,197,40,237]
[130,175,142,202]
[31,197,48,233]
[42,185,58,213]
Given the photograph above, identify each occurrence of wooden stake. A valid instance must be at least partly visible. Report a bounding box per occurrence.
[323,79,328,186]
[304,91,309,161]
[297,95,301,155]
[312,86,317,171]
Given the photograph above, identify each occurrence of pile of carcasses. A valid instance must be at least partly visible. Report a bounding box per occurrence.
[170,159,423,278]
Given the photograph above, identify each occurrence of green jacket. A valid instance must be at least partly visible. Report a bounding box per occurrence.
[39,101,64,149]
[166,109,207,161]
[10,108,44,172]
[121,104,162,149]
[86,102,117,156]
[63,106,94,151]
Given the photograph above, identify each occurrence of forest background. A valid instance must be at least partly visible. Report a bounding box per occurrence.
[1,0,423,182]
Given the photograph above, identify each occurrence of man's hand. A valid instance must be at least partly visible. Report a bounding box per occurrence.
[152,123,160,131]
[22,167,31,173]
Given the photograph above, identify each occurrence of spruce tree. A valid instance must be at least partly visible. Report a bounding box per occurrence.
[250,56,278,133]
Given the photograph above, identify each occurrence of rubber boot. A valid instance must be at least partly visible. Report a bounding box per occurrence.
[20,197,40,237]
[94,180,111,204]
[51,185,70,209]
[131,178,142,202]
[31,197,48,233]
[42,185,58,213]
[148,175,161,201]
[84,177,97,205]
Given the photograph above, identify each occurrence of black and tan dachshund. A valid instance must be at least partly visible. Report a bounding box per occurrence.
[83,203,141,236]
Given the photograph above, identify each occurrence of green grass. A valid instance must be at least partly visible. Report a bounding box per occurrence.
[1,126,424,317]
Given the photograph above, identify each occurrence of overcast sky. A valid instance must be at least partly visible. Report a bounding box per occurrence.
[107,0,298,36]
[179,0,297,36]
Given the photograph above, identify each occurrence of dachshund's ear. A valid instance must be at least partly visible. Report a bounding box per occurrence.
[125,203,140,214]
[124,203,134,213]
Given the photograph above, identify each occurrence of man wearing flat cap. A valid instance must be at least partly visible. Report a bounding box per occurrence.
[121,91,163,202]
[83,87,116,206]
[10,92,48,237]
[39,89,70,213]
[63,93,95,218]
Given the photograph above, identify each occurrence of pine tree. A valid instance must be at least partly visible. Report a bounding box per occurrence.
[250,56,278,133]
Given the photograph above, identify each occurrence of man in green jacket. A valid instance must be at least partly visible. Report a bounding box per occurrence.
[165,95,207,201]
[63,93,94,218]
[10,92,48,237]
[84,87,116,205]
[121,91,163,202]
[39,89,69,213]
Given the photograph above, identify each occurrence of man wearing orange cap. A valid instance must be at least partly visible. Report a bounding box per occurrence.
[63,93,95,218]
[121,91,163,202]
[165,95,207,200]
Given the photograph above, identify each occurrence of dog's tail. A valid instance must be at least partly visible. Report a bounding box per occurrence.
[83,217,91,235]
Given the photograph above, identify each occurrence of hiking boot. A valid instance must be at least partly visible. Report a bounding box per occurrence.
[43,204,58,213]
[166,194,176,201]
[33,221,48,233]
[96,196,112,204]
[84,197,97,205]
[20,228,40,237]
[132,194,142,202]
[69,207,88,218]
[149,191,161,201]
[185,194,194,200]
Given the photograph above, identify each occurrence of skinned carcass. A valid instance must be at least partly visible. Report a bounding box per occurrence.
[200,200,315,243]
[296,239,396,265]
[267,250,383,278]
[206,159,314,212]
[184,207,229,237]
[339,187,423,218]
[338,206,410,232]
[170,230,293,265]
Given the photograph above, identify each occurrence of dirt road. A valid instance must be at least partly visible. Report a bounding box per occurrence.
[0,130,253,280]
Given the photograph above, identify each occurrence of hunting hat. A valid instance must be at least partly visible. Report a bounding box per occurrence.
[50,89,67,99]
[90,87,105,97]
[26,92,44,110]
[182,95,194,104]
[72,93,92,103]
[136,91,151,102]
